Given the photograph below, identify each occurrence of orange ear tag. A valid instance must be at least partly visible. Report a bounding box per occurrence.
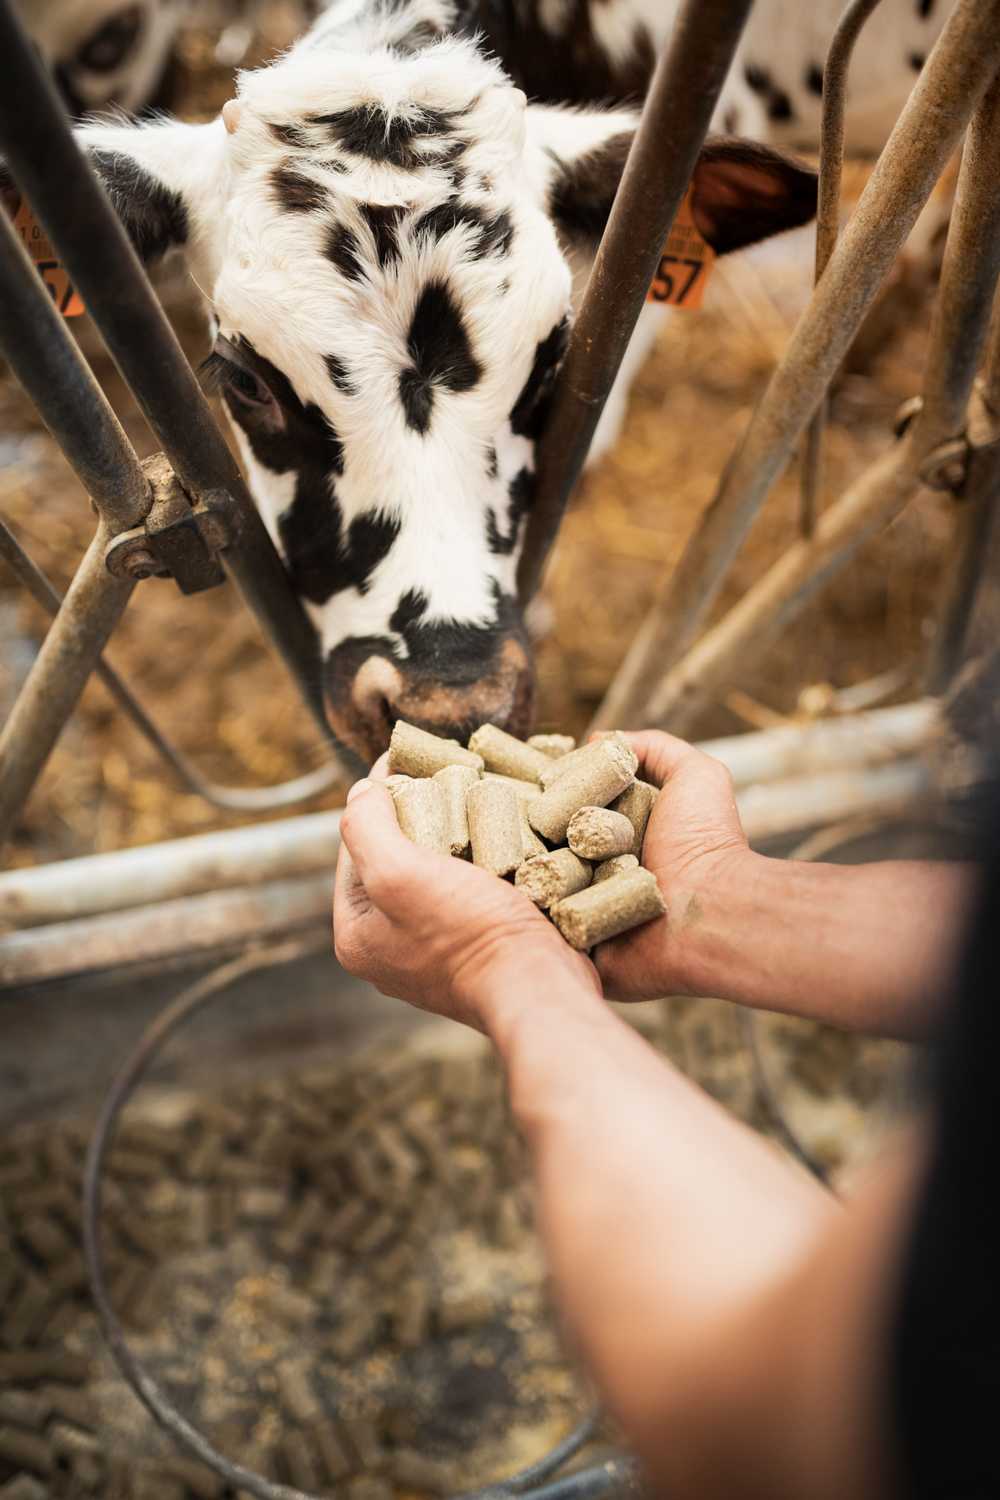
[647,188,715,311]
[9,193,85,318]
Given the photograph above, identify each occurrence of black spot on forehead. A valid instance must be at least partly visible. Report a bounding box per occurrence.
[326,222,364,281]
[805,63,824,96]
[278,479,400,605]
[306,103,464,170]
[414,200,514,258]
[744,63,770,94]
[271,164,327,213]
[509,315,569,440]
[398,280,482,435]
[487,467,534,556]
[325,353,357,396]
[360,203,405,268]
[268,121,310,149]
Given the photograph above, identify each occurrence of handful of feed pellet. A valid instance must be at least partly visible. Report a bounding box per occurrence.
[385,720,665,951]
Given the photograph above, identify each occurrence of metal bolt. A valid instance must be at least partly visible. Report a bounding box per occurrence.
[123,547,157,580]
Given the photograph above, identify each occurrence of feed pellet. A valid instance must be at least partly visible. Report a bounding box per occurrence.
[383,720,665,951]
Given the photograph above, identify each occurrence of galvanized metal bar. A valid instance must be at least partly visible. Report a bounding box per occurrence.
[0,518,342,813]
[0,525,134,841]
[0,878,332,990]
[0,810,342,928]
[643,62,1000,733]
[0,0,332,745]
[800,0,887,538]
[0,207,150,534]
[516,0,755,603]
[592,0,1000,733]
[0,757,929,989]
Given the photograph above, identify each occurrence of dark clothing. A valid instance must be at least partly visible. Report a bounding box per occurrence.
[892,823,1000,1498]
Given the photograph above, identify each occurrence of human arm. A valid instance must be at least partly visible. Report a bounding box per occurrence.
[332,777,923,1500]
[596,730,974,1039]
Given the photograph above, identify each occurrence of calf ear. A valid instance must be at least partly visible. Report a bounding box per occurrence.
[75,118,218,265]
[530,106,817,256]
[690,138,817,254]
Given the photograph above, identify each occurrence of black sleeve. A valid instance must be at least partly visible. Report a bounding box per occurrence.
[890,811,1000,1499]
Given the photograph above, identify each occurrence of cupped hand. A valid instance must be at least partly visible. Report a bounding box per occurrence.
[595,730,752,1001]
[333,760,600,1032]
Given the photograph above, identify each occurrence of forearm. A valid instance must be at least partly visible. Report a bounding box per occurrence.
[674,855,974,1039]
[484,975,837,1490]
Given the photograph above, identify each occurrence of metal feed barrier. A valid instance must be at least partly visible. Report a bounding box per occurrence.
[2,0,1000,1495]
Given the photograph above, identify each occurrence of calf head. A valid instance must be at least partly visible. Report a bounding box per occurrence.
[76,32,817,762]
[17,0,180,114]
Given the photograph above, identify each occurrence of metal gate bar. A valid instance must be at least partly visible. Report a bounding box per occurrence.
[592,0,1000,732]
[635,61,1000,734]
[0,516,343,812]
[0,0,336,837]
[516,0,755,603]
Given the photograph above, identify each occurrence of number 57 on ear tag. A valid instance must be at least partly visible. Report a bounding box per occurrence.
[9,193,85,318]
[647,188,716,311]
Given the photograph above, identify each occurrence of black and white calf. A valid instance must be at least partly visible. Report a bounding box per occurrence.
[16,0,184,114]
[54,0,948,760]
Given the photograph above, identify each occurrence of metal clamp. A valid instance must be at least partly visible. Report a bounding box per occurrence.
[104,453,235,592]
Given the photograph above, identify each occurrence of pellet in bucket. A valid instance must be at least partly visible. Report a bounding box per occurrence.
[567,806,636,861]
[467,779,523,876]
[392,779,450,854]
[434,764,479,856]
[515,848,592,908]
[389,720,484,777]
[528,736,637,844]
[612,779,659,856]
[551,868,666,951]
[468,724,553,783]
[527,734,576,758]
[591,853,640,884]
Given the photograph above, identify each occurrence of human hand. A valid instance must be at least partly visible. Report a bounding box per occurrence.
[333,760,601,1033]
[595,730,752,1001]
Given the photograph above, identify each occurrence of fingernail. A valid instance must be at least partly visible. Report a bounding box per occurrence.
[347,778,373,803]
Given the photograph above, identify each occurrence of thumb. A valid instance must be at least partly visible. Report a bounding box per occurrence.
[339,778,422,903]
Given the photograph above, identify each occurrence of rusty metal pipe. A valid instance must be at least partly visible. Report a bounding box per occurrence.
[0,207,150,534]
[0,526,134,841]
[0,518,342,813]
[800,0,887,538]
[0,0,332,745]
[592,0,1000,733]
[644,63,1000,732]
[516,0,755,603]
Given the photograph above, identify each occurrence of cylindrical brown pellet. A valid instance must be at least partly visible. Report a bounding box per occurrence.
[468,724,553,783]
[527,734,576,758]
[467,780,523,876]
[388,720,484,777]
[551,868,666,951]
[434,764,479,856]
[528,736,637,844]
[483,771,541,804]
[591,853,640,884]
[518,803,548,860]
[566,806,636,861]
[537,730,633,790]
[392,778,450,853]
[515,849,592,908]
[611,779,659,856]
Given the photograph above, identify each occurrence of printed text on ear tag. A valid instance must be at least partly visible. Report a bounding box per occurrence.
[647,188,716,311]
[10,194,85,318]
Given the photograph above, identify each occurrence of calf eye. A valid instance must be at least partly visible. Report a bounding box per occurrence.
[225,366,275,410]
[76,5,143,73]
